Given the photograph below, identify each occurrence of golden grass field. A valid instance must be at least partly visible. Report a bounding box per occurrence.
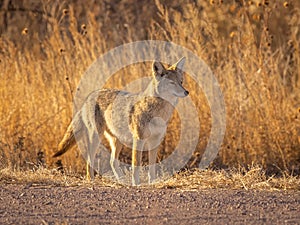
[0,0,299,188]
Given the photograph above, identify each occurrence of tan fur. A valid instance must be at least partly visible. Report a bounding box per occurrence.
[53,57,189,185]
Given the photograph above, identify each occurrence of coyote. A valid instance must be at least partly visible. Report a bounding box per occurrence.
[53,57,189,185]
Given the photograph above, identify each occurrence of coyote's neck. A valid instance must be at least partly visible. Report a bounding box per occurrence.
[142,80,178,106]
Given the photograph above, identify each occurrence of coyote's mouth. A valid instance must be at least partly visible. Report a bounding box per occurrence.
[174,90,189,97]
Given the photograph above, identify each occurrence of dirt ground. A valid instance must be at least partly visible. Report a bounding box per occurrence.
[0,184,299,225]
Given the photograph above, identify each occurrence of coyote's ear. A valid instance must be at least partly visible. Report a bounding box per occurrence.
[170,57,186,71]
[152,61,166,77]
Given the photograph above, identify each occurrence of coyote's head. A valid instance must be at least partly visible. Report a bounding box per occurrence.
[152,57,189,99]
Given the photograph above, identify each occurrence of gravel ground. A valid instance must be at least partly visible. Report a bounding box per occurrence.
[0,184,299,225]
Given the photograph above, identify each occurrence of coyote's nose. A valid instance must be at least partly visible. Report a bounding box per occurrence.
[184,90,189,96]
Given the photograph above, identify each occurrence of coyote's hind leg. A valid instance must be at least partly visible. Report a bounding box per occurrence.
[104,131,124,181]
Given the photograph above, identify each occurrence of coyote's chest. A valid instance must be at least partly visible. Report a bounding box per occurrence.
[129,96,174,140]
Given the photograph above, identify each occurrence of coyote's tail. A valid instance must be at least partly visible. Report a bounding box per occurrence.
[53,110,84,157]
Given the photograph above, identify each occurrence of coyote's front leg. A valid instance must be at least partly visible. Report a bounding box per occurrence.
[148,147,158,184]
[132,137,144,186]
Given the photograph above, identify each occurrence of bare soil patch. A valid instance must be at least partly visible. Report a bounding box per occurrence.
[0,184,299,225]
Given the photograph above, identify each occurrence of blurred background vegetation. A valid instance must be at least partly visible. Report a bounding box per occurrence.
[0,0,299,176]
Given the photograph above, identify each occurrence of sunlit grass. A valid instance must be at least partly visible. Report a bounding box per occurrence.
[1,166,299,191]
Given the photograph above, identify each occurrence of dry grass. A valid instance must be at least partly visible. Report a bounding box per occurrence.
[0,167,121,188]
[160,166,300,191]
[0,166,299,191]
[0,0,299,186]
